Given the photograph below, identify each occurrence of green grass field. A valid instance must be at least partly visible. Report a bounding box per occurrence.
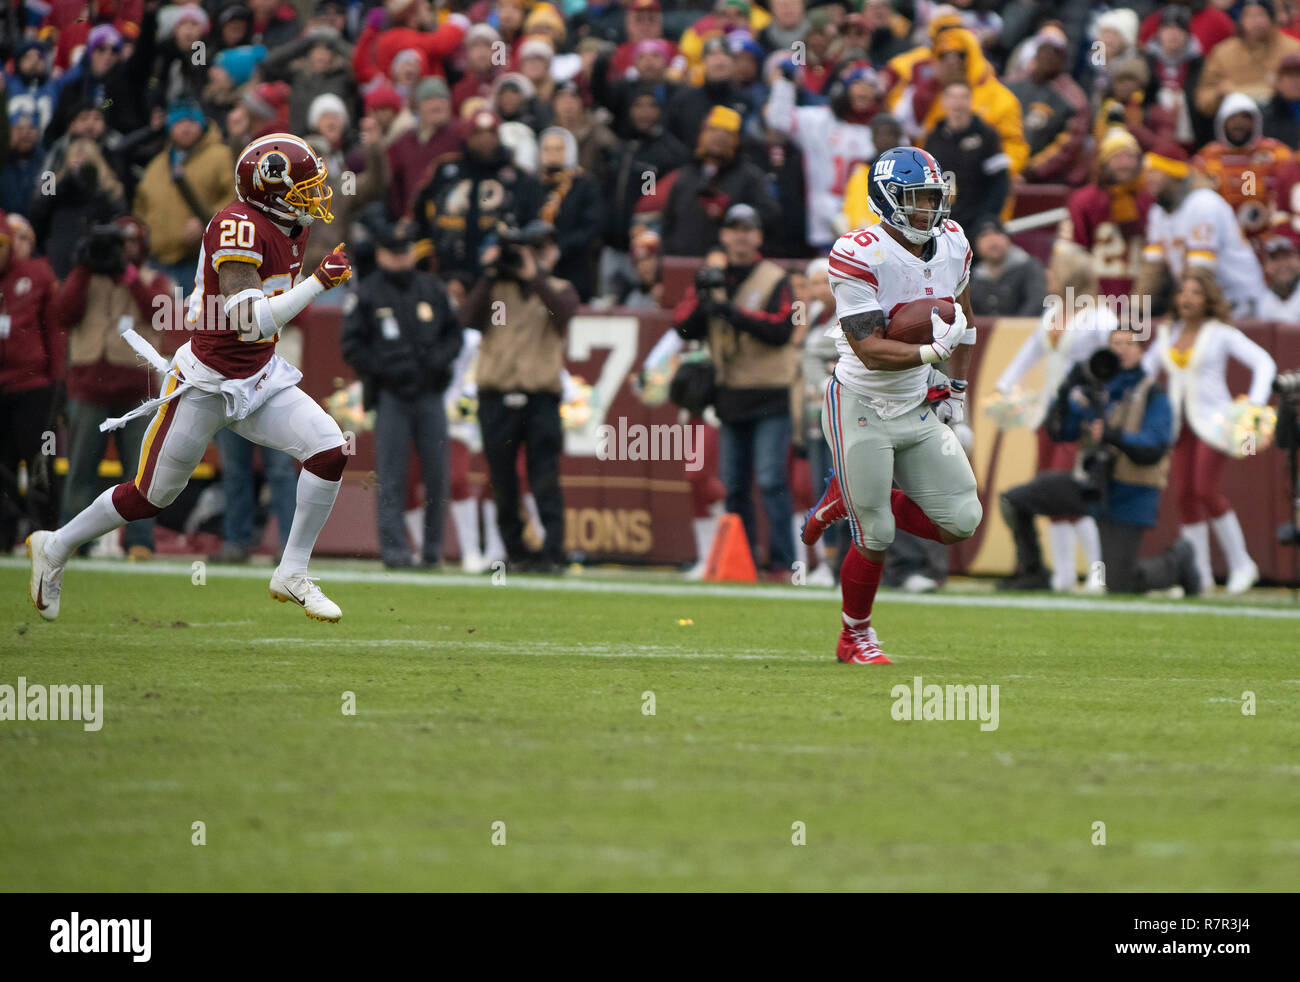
[3,558,1299,891]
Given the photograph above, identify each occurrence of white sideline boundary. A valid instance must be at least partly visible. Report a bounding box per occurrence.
[5,556,1300,619]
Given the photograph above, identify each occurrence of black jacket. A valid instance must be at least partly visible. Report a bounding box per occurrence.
[661,154,782,257]
[542,169,603,302]
[46,8,159,144]
[923,115,1010,233]
[603,123,689,250]
[340,269,464,407]
[666,79,754,149]
[1260,94,1300,150]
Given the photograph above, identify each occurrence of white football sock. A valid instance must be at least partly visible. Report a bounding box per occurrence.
[276,471,340,578]
[1181,521,1214,591]
[1074,516,1101,567]
[693,515,719,563]
[792,514,809,570]
[1047,521,1076,591]
[1210,509,1253,572]
[403,507,423,553]
[522,492,542,539]
[481,499,506,562]
[46,487,126,565]
[449,497,481,559]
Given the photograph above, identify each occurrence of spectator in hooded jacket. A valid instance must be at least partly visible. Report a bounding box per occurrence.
[1193,91,1294,241]
[661,105,781,256]
[888,25,1028,176]
[538,127,603,301]
[551,81,618,203]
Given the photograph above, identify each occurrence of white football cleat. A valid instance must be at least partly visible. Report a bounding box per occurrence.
[1225,560,1259,595]
[269,571,341,622]
[27,531,65,621]
[806,563,836,587]
[460,551,490,574]
[901,572,939,593]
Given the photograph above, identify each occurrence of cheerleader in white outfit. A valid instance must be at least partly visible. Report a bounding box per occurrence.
[1141,268,1276,593]
[996,249,1115,591]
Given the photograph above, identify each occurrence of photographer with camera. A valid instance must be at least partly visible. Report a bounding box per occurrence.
[998,325,1202,596]
[673,203,798,577]
[341,217,463,569]
[461,220,578,572]
[51,217,175,559]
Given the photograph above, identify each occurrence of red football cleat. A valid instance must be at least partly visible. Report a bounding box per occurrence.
[836,624,894,665]
[801,470,847,546]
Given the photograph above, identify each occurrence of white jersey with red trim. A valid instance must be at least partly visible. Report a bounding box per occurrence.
[827,220,972,419]
[1143,187,1265,316]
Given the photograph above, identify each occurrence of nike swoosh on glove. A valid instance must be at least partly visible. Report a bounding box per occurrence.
[315,243,352,289]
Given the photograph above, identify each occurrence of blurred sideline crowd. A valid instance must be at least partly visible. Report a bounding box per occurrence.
[1,0,1298,590]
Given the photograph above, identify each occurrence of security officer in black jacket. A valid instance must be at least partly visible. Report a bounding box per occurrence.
[341,217,463,568]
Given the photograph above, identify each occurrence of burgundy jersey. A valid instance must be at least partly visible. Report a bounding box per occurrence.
[1058,184,1151,298]
[186,202,309,379]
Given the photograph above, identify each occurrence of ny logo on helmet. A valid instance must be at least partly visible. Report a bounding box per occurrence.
[873,158,896,180]
[253,151,290,191]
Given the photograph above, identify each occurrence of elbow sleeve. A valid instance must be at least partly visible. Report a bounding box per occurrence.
[261,276,325,336]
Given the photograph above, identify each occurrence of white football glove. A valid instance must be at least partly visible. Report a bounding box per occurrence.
[936,388,965,425]
[928,302,968,360]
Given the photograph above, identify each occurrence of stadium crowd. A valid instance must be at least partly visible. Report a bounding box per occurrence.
[0,0,1296,589]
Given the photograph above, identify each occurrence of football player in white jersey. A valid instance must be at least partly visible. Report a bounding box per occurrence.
[800,146,982,664]
[1135,151,1267,318]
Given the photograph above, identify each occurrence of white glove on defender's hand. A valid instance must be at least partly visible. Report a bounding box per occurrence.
[929,303,967,359]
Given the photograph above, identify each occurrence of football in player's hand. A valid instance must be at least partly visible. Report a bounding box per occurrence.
[884,299,955,345]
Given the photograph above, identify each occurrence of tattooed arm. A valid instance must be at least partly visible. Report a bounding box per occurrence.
[219,260,267,342]
[842,310,927,371]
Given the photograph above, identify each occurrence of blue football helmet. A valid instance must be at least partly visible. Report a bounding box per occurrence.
[867,146,953,245]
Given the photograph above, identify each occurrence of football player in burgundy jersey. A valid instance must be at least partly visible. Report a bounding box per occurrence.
[28,134,354,623]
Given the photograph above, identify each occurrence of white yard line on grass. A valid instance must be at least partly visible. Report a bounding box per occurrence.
[5,556,1300,619]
